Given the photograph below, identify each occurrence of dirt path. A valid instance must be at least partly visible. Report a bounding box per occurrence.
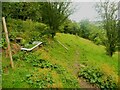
[73,49,100,89]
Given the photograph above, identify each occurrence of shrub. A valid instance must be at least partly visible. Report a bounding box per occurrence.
[24,72,54,88]
[78,66,117,89]
[6,18,49,44]
[0,37,7,49]
[94,37,102,45]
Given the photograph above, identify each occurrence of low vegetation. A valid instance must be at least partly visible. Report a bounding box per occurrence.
[78,66,117,89]
[1,1,119,89]
[2,33,118,88]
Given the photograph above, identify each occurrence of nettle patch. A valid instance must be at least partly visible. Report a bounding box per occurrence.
[23,72,54,88]
[26,55,79,88]
[13,51,79,88]
[78,66,117,89]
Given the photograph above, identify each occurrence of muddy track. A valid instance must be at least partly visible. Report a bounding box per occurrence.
[73,49,100,89]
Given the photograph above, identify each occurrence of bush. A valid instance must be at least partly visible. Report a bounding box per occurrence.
[89,30,104,45]
[94,37,102,45]
[24,72,54,88]
[5,18,50,45]
[78,66,117,89]
[0,36,7,49]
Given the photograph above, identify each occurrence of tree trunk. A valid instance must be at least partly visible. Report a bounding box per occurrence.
[51,32,55,38]
[109,51,113,57]
[108,45,113,57]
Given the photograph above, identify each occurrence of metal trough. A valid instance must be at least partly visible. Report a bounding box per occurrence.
[21,41,42,51]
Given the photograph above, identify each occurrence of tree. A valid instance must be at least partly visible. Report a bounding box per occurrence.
[96,0,118,56]
[2,2,42,21]
[79,19,91,39]
[40,2,72,38]
[118,2,120,51]
[62,20,80,35]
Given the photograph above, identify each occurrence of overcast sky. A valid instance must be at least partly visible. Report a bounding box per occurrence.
[69,2,100,22]
[69,0,119,22]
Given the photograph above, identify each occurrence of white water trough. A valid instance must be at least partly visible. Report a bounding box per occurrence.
[21,41,42,51]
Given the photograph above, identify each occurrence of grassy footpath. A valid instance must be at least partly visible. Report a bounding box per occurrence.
[2,33,118,88]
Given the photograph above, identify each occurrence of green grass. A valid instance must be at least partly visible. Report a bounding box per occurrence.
[45,33,118,73]
[2,33,118,88]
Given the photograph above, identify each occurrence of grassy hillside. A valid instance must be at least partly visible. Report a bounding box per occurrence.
[2,33,118,88]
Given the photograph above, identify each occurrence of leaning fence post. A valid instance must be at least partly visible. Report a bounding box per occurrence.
[2,17,14,68]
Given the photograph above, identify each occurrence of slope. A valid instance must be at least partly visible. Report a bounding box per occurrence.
[2,33,118,88]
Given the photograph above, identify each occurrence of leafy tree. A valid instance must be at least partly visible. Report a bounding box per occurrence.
[60,19,72,33]
[88,22,104,45]
[79,20,91,39]
[2,2,41,21]
[62,20,80,35]
[40,2,72,38]
[96,0,118,56]
[117,2,120,51]
[117,19,120,51]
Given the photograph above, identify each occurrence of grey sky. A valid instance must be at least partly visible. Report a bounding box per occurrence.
[69,0,119,22]
[69,2,99,22]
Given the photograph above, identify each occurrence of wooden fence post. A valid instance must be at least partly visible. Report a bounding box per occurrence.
[2,17,14,68]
